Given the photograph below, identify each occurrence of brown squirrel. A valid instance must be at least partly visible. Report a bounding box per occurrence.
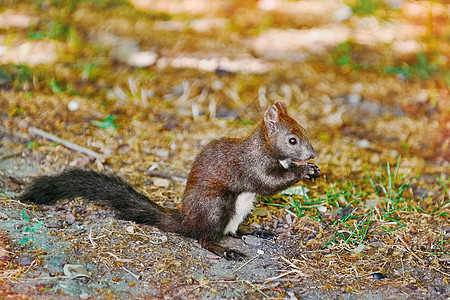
[20,101,320,260]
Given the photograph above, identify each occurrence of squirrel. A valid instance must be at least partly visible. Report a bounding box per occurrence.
[20,101,320,260]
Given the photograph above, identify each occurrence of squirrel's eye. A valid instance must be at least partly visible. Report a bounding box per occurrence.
[289,138,297,145]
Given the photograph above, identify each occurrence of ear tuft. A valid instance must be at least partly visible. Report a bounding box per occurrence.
[274,101,287,113]
[264,105,279,137]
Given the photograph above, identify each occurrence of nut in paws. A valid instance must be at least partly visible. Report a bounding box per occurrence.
[305,163,320,181]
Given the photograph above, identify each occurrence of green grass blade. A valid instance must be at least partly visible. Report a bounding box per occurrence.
[31,221,43,233]
[19,237,30,245]
[22,209,30,222]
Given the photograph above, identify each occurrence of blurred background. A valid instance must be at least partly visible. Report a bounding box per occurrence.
[0,0,448,189]
[0,1,449,298]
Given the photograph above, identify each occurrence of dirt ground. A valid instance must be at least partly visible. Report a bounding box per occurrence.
[0,145,447,299]
[0,0,449,299]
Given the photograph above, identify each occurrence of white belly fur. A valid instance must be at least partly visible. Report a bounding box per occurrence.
[223,192,256,235]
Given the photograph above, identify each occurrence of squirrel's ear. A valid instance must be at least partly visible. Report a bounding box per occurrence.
[264,105,279,137]
[274,101,287,113]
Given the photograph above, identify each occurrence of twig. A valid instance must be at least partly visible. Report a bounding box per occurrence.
[231,250,264,275]
[28,126,105,163]
[396,235,425,265]
[430,266,450,277]
[88,227,97,248]
[105,252,133,263]
[136,166,187,183]
[264,270,301,282]
[401,254,405,278]
[254,278,303,283]
[122,267,140,281]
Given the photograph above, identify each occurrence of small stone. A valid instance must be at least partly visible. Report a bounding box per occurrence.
[65,213,76,225]
[0,10,39,28]
[154,148,169,159]
[15,255,34,266]
[372,272,386,279]
[333,5,352,22]
[285,213,293,225]
[219,274,237,281]
[0,41,57,66]
[357,139,371,148]
[346,93,362,107]
[126,226,134,234]
[317,205,327,213]
[153,178,170,188]
[63,264,90,279]
[68,100,79,111]
[127,51,157,68]
[242,235,262,247]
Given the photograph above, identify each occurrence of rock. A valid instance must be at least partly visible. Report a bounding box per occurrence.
[15,255,34,266]
[372,273,387,279]
[63,264,90,279]
[153,178,170,188]
[357,139,371,148]
[127,51,157,68]
[346,94,362,107]
[251,25,350,57]
[333,5,352,22]
[242,235,262,247]
[65,213,76,225]
[0,41,57,66]
[0,10,39,28]
[68,100,80,111]
[155,148,169,159]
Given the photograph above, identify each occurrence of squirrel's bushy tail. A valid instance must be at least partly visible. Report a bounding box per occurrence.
[20,169,184,234]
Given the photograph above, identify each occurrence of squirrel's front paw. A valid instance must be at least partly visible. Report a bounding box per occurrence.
[303,163,320,181]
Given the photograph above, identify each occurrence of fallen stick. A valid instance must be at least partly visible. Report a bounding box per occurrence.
[396,235,425,265]
[135,166,187,183]
[28,126,105,162]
